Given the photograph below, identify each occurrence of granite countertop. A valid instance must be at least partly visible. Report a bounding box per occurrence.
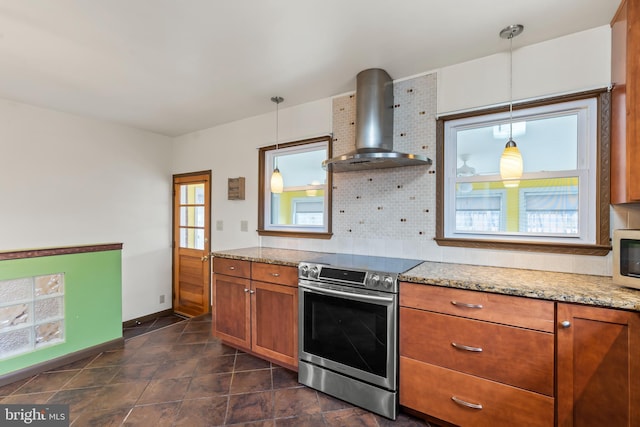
[401,261,640,312]
[212,247,640,312]
[212,247,333,267]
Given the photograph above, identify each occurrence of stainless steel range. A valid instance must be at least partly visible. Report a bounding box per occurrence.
[297,253,422,420]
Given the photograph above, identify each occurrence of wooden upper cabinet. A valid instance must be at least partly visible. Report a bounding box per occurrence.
[611,0,640,203]
[556,303,640,426]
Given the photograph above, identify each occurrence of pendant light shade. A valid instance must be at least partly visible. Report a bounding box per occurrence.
[499,24,524,187]
[270,96,284,194]
[270,167,283,194]
[500,139,523,188]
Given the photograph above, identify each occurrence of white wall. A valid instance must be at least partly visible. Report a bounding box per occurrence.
[173,25,629,276]
[438,25,612,114]
[171,98,332,251]
[0,99,173,321]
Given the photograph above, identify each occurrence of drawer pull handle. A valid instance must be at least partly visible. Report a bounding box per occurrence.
[451,396,483,410]
[451,301,483,309]
[561,320,571,328]
[243,288,250,293]
[229,266,236,270]
[249,290,255,294]
[451,342,483,352]
[271,273,280,277]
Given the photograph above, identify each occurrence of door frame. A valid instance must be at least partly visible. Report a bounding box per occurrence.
[172,170,212,316]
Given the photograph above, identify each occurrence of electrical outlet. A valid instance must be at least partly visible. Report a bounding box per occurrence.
[216,220,223,231]
[159,294,165,304]
[241,220,248,232]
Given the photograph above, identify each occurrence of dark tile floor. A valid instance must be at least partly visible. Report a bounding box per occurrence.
[0,314,435,426]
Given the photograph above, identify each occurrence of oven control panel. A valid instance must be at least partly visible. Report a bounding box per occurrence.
[298,262,398,293]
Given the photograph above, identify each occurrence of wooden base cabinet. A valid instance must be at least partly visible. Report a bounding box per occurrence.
[213,272,251,349]
[213,259,298,370]
[557,303,640,427]
[399,283,555,427]
[401,357,554,427]
[251,280,297,368]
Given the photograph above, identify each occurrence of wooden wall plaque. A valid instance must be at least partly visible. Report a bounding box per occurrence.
[228,177,245,200]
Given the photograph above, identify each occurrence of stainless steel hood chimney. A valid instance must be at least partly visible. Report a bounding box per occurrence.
[322,68,432,172]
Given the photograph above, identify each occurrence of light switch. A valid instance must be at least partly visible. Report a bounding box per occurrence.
[216,220,223,231]
[240,220,248,232]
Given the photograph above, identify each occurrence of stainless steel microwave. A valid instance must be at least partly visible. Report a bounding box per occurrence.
[613,229,640,289]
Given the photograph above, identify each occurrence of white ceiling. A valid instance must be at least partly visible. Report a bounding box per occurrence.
[0,0,620,137]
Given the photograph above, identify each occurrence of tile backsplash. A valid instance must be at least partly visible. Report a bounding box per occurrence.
[262,72,638,277]
[331,73,436,241]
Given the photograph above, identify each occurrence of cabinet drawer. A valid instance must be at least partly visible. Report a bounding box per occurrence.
[213,258,251,278]
[251,262,298,287]
[400,357,554,427]
[400,307,554,396]
[400,282,554,332]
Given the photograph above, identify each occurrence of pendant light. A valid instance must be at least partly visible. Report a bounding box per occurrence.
[270,96,284,194]
[499,24,524,188]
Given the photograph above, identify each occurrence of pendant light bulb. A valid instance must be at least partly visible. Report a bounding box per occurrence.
[499,24,524,188]
[270,96,284,194]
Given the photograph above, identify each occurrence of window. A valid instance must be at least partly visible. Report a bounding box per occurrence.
[436,90,611,255]
[258,136,332,238]
[177,182,206,250]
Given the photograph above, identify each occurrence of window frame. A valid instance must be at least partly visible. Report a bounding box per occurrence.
[435,89,611,256]
[258,135,333,239]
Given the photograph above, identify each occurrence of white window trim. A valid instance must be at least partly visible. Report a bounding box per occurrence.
[443,97,597,245]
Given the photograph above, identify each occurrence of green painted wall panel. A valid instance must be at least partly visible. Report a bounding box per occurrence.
[0,250,122,375]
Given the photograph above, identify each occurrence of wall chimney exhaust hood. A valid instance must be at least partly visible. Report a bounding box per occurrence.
[322,68,432,172]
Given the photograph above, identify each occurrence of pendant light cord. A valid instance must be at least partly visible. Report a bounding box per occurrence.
[509,34,513,141]
[275,100,279,169]
[271,96,283,169]
[275,99,279,152]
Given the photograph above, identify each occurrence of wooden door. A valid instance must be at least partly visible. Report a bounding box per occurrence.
[172,171,211,317]
[557,303,640,426]
[212,274,251,350]
[251,280,298,368]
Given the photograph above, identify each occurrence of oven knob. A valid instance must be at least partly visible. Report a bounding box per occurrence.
[299,264,309,278]
[383,276,394,289]
[369,274,380,287]
[310,266,319,279]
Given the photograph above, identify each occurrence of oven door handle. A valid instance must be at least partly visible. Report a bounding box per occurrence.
[299,283,394,303]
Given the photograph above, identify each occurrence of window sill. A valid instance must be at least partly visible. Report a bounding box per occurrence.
[434,237,611,256]
[257,229,333,240]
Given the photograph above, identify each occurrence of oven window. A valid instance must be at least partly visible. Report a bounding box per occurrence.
[303,292,388,377]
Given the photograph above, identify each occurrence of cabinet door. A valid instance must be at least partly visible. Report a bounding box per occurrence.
[251,280,298,368]
[212,274,251,350]
[557,303,640,426]
[611,0,640,203]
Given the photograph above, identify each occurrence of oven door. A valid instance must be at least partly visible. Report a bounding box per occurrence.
[298,279,397,390]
